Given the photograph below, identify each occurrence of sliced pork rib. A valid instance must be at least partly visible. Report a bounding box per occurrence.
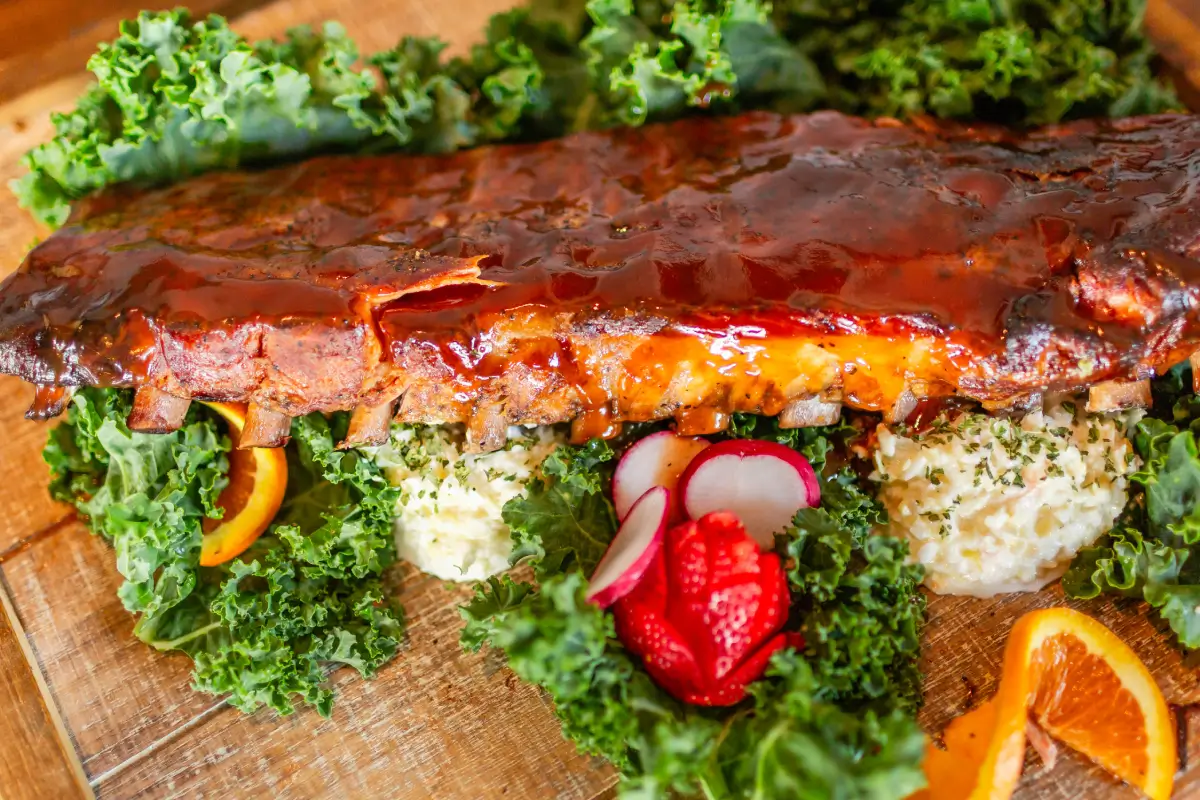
[2,110,1199,449]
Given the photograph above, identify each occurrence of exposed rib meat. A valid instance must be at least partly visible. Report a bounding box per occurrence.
[2,111,1199,449]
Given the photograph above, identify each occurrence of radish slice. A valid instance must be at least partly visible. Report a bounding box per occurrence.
[587,487,670,608]
[679,440,820,549]
[612,431,711,520]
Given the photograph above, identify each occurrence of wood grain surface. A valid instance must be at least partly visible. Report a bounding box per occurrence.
[0,579,89,800]
[0,0,261,105]
[0,2,1199,799]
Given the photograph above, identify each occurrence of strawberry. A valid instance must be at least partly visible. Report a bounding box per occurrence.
[612,510,797,706]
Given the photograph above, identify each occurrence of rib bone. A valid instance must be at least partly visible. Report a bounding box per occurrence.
[466,402,508,453]
[128,386,192,433]
[569,409,621,444]
[779,395,842,428]
[26,384,74,420]
[675,407,731,436]
[1085,379,1152,413]
[885,388,919,425]
[240,404,292,448]
[341,401,396,449]
[980,392,1044,417]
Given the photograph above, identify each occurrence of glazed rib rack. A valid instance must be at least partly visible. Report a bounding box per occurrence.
[2,110,1199,449]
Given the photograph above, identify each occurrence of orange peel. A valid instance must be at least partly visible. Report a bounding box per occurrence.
[199,402,289,566]
[915,607,1176,800]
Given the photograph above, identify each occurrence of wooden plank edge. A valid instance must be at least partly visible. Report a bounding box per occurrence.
[0,574,92,800]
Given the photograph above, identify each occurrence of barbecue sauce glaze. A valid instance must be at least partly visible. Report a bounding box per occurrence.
[3,111,1200,439]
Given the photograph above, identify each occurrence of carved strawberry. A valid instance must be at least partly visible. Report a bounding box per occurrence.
[612,510,795,706]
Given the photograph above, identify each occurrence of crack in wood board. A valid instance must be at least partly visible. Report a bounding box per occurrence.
[89,563,617,799]
[0,512,77,565]
[0,570,91,799]
[86,700,231,789]
[0,519,235,779]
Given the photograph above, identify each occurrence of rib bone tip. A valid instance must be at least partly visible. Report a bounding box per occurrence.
[884,388,919,425]
[27,384,74,421]
[340,401,396,449]
[466,402,508,453]
[128,386,192,433]
[240,404,292,448]
[673,407,730,436]
[980,392,1044,417]
[570,409,622,444]
[779,395,842,428]
[1085,379,1151,414]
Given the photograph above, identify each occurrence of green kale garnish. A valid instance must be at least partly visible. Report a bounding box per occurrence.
[1065,405,1200,648]
[15,0,1177,227]
[785,474,926,713]
[787,0,1177,125]
[463,423,927,798]
[503,437,618,580]
[44,388,402,716]
[461,567,926,798]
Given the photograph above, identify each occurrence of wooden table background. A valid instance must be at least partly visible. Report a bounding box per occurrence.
[2,2,1200,798]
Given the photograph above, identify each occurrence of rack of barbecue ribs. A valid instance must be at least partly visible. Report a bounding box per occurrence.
[2,110,1199,450]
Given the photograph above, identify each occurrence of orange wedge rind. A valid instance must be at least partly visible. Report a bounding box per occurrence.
[199,402,289,566]
[917,607,1176,800]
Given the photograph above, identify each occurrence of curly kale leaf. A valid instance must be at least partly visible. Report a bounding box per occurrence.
[45,389,402,716]
[461,572,926,799]
[13,9,550,226]
[1065,412,1200,647]
[44,388,229,617]
[20,0,1172,225]
[773,0,1178,124]
[580,0,822,127]
[721,653,927,800]
[784,476,926,712]
[273,413,399,580]
[503,438,618,579]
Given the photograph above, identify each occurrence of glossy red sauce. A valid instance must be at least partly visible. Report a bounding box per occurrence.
[2,111,1198,421]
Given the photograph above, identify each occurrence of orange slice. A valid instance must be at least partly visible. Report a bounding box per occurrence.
[912,699,1000,800]
[917,607,1176,800]
[199,402,289,566]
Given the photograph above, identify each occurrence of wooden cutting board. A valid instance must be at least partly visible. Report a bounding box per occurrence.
[2,2,1200,798]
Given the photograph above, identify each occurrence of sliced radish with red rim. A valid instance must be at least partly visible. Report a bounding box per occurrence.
[587,486,670,608]
[612,431,710,521]
[679,439,819,549]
